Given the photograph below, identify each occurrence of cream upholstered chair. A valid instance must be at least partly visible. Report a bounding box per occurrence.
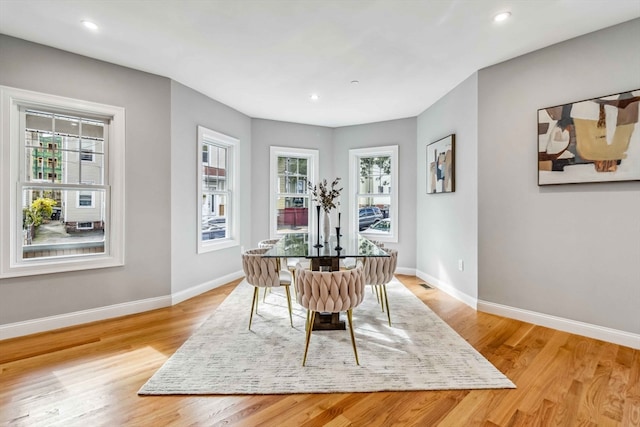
[241,248,293,330]
[295,263,365,366]
[362,248,397,326]
[257,238,307,300]
[342,239,385,270]
[258,239,280,248]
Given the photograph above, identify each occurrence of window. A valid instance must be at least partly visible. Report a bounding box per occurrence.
[78,192,94,208]
[269,147,319,237]
[0,86,125,278]
[80,149,94,162]
[349,145,398,242]
[197,125,239,253]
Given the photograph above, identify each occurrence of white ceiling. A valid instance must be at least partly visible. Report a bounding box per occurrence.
[1,0,639,127]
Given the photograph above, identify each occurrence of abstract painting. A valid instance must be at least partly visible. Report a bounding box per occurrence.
[427,134,455,193]
[538,89,640,185]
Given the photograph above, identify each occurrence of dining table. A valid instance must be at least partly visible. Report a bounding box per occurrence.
[262,232,389,271]
[263,232,389,330]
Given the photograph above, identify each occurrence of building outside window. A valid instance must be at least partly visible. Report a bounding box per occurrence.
[0,86,125,278]
[269,147,318,237]
[349,145,398,242]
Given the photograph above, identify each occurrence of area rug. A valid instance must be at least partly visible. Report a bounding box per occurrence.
[138,278,515,395]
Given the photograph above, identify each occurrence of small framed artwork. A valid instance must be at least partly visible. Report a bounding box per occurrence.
[538,89,640,185]
[427,134,455,193]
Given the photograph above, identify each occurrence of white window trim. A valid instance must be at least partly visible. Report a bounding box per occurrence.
[77,191,95,208]
[269,146,319,238]
[349,145,399,243]
[0,85,125,278]
[197,125,240,253]
[80,146,95,162]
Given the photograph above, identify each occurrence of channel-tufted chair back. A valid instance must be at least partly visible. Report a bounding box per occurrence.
[242,248,281,288]
[295,264,365,313]
[362,248,397,326]
[257,239,280,249]
[363,248,397,286]
[295,263,365,366]
[241,248,293,330]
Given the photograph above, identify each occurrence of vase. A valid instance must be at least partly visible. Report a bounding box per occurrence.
[323,210,331,243]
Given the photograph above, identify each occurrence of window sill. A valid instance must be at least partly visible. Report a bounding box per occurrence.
[197,239,239,254]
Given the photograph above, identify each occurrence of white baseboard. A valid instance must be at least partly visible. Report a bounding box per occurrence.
[172,270,244,305]
[415,269,477,309]
[395,266,416,276]
[478,300,640,350]
[0,295,172,341]
[0,269,245,341]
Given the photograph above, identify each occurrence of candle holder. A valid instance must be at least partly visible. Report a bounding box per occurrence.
[313,205,323,248]
[334,226,343,251]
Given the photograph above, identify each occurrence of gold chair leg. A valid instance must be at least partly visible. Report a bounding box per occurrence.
[347,309,359,365]
[302,311,316,366]
[382,284,391,326]
[373,285,380,304]
[249,287,259,330]
[378,285,385,312]
[285,286,293,327]
[290,268,298,301]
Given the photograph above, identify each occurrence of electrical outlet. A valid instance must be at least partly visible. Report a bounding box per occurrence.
[241,246,245,253]
[458,259,464,271]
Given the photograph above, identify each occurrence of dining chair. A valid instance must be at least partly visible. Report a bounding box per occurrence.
[241,248,293,330]
[342,240,384,270]
[295,262,365,366]
[362,248,397,326]
[258,238,280,248]
[257,238,290,299]
[257,238,308,300]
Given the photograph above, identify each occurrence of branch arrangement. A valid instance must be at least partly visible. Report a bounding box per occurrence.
[307,177,342,213]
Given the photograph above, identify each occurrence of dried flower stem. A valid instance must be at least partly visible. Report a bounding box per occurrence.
[307,177,342,213]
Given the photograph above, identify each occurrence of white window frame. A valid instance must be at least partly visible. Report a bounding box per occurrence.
[76,221,94,230]
[80,146,95,162]
[269,146,319,238]
[0,85,125,278]
[197,125,240,253]
[77,191,95,208]
[349,145,398,243]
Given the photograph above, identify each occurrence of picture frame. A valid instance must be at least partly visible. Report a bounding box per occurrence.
[537,89,640,185]
[426,134,455,194]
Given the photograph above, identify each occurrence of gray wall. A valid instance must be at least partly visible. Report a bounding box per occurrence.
[170,81,252,294]
[477,19,640,333]
[250,119,334,245]
[333,118,417,270]
[416,74,479,301]
[0,35,172,323]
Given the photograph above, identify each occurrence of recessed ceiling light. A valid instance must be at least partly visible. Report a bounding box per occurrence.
[493,12,511,22]
[351,80,360,85]
[81,20,99,31]
[309,94,319,101]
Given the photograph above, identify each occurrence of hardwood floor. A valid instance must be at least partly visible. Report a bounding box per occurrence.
[1,275,638,426]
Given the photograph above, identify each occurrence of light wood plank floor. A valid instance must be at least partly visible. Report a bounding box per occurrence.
[1,275,638,426]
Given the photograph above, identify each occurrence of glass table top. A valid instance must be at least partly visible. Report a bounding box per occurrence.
[263,233,389,259]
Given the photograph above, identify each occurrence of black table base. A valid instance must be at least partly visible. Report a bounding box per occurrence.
[312,313,345,330]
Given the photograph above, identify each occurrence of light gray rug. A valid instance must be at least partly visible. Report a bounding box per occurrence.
[139,278,515,395]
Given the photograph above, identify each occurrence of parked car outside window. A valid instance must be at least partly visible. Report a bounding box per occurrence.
[358,206,383,230]
[364,218,390,234]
